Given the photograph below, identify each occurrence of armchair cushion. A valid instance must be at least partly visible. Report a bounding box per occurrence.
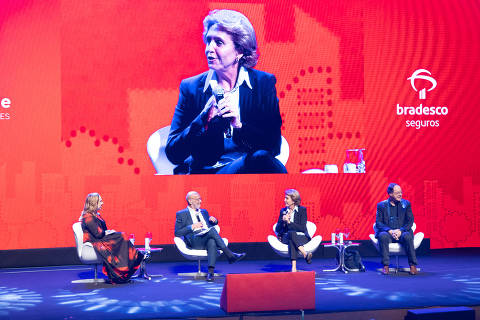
[369,222,424,255]
[268,221,322,258]
[72,222,102,264]
[173,225,228,261]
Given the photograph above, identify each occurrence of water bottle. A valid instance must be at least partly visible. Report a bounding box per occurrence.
[129,233,135,246]
[145,232,152,251]
[343,149,366,173]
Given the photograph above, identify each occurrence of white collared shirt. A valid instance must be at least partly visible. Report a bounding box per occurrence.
[187,206,207,227]
[203,67,252,138]
[288,206,298,223]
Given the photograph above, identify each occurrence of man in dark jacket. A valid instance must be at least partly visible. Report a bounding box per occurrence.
[375,183,418,275]
[175,191,245,281]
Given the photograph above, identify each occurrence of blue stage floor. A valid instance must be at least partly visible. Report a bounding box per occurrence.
[1,249,480,319]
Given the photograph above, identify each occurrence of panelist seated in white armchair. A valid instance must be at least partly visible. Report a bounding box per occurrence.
[174,191,246,282]
[78,193,144,284]
[375,183,419,275]
[274,189,313,272]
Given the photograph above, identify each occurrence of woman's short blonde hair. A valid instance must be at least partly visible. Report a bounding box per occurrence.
[83,193,101,213]
[203,9,258,68]
[285,189,301,206]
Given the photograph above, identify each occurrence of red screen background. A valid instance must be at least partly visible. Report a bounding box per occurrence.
[1,0,479,250]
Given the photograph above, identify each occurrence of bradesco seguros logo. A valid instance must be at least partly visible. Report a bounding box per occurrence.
[396,69,448,129]
[407,69,437,100]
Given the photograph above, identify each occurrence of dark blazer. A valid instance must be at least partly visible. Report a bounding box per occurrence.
[174,208,218,247]
[165,68,282,173]
[375,199,414,237]
[275,206,311,241]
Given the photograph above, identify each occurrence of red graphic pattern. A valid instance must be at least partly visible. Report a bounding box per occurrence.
[65,127,140,175]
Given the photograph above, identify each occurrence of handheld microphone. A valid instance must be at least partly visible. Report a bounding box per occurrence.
[282,208,289,224]
[193,210,204,234]
[212,85,232,138]
[213,85,224,102]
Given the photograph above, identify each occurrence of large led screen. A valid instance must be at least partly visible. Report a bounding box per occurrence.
[1,0,479,250]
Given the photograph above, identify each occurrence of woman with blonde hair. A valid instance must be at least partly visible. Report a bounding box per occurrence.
[79,193,143,283]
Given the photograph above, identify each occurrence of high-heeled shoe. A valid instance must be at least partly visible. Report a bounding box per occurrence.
[305,252,313,264]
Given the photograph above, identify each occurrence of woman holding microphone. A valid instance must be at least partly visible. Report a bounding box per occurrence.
[275,189,312,272]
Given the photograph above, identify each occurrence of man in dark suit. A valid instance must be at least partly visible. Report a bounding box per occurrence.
[375,183,418,275]
[174,191,245,281]
[275,189,312,272]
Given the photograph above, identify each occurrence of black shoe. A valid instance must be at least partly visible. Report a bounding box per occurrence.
[228,252,246,264]
[305,252,313,264]
[206,273,214,282]
[382,266,389,275]
[409,265,418,275]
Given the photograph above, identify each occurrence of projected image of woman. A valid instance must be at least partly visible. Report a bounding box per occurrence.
[165,9,287,174]
[275,189,312,272]
[79,193,144,283]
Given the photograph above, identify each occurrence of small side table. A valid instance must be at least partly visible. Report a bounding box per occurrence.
[323,242,360,273]
[134,247,163,280]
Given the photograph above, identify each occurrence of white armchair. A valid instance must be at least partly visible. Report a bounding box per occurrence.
[146,126,176,175]
[267,221,322,258]
[369,222,424,273]
[72,222,104,283]
[173,225,228,278]
[146,126,290,175]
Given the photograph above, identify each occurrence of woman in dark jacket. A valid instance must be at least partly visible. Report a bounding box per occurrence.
[275,189,312,272]
[165,9,286,174]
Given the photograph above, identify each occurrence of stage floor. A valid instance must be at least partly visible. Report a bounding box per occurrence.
[1,248,479,319]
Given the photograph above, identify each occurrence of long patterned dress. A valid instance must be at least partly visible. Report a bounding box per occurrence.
[81,212,143,283]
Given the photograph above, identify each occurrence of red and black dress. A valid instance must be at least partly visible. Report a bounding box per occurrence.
[81,212,143,283]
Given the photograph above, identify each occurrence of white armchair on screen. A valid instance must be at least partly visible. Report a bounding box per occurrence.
[72,222,104,283]
[267,221,322,258]
[146,126,176,175]
[369,222,424,273]
[146,126,290,175]
[173,225,228,278]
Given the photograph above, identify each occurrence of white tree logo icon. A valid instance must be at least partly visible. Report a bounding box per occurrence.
[407,69,437,100]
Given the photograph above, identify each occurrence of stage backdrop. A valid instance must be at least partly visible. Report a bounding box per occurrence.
[1,0,479,250]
